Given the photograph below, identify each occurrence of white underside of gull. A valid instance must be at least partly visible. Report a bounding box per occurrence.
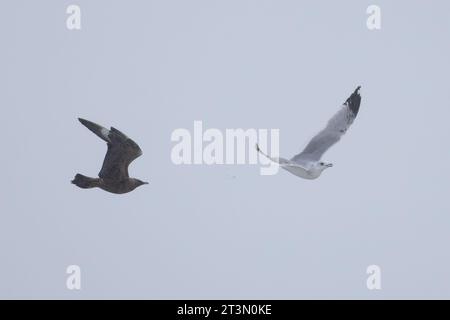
[280,163,321,180]
[257,146,322,179]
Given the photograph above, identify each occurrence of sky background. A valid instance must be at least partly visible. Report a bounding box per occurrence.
[1,0,449,299]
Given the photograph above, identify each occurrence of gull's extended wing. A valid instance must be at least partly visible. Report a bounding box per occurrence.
[291,86,362,163]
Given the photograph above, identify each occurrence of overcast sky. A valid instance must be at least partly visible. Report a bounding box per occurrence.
[1,0,450,299]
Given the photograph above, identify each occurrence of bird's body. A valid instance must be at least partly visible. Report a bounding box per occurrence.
[72,118,148,194]
[256,147,327,179]
[257,86,362,180]
[72,175,146,194]
[282,164,323,180]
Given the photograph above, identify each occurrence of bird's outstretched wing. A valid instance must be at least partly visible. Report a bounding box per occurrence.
[78,118,111,143]
[291,86,361,163]
[78,118,143,181]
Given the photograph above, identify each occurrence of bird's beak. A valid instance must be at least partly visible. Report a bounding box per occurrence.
[327,163,333,167]
[143,182,149,185]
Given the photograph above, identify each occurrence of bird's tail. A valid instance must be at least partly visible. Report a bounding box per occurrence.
[71,174,100,189]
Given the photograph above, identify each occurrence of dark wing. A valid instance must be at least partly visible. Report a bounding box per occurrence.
[291,86,362,163]
[98,127,143,181]
[78,118,111,143]
[78,118,143,181]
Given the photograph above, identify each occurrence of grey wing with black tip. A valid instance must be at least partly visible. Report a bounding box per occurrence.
[98,127,143,181]
[291,86,362,163]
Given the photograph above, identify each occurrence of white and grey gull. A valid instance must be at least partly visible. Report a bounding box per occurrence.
[257,86,362,179]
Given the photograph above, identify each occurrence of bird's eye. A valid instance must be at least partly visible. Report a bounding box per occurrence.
[320,162,324,165]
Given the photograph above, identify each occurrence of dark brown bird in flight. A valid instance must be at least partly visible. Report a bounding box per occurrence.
[72,118,148,194]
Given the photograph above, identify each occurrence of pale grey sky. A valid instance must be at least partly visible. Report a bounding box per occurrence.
[0,0,449,299]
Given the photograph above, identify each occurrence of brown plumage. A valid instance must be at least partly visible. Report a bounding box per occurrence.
[72,118,148,194]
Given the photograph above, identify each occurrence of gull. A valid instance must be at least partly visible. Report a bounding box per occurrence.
[71,118,148,194]
[257,86,362,179]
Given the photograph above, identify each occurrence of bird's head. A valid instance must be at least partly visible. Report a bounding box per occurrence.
[316,161,333,171]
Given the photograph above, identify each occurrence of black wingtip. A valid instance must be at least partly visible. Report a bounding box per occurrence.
[77,117,95,131]
[345,86,362,116]
[78,118,89,126]
[76,118,112,143]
